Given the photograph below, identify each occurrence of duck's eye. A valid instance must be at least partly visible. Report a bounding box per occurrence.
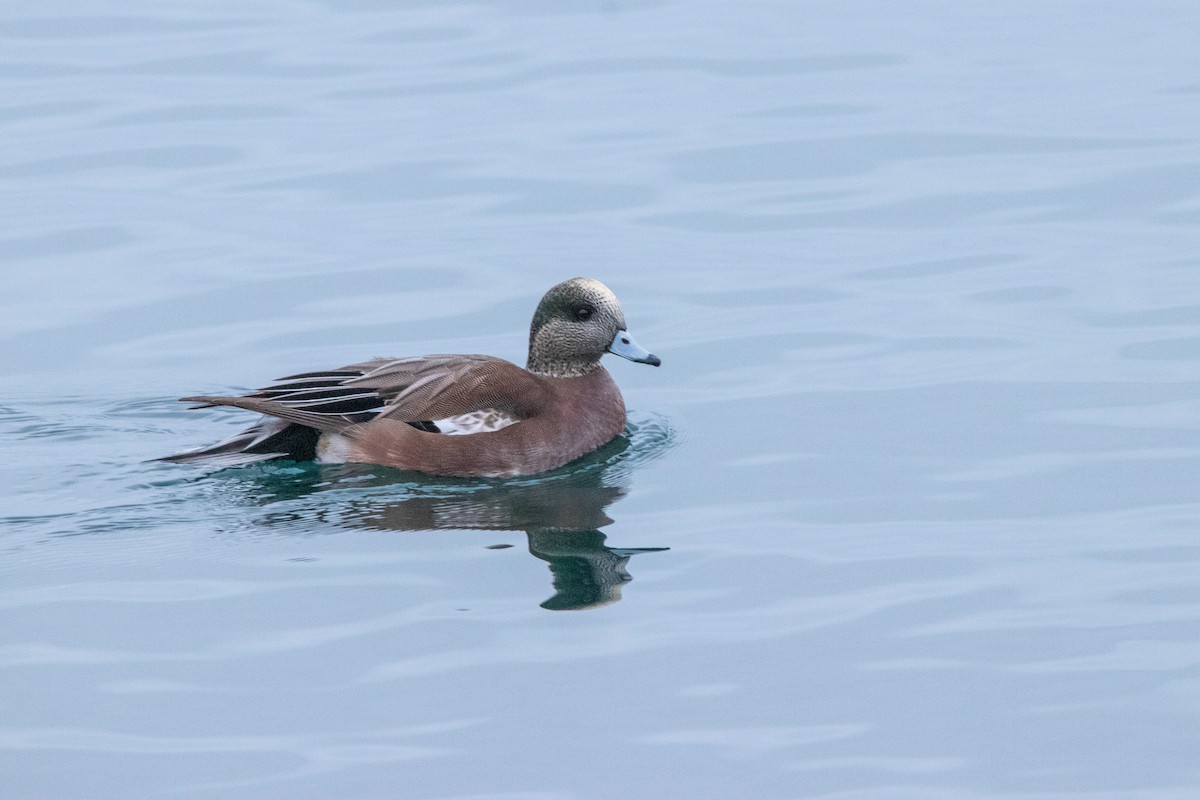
[574,306,593,321]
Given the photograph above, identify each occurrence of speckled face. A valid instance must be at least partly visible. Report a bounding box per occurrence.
[527,277,630,377]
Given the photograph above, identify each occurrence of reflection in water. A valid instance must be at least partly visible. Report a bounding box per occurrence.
[347,478,667,611]
[215,417,673,610]
[529,530,667,611]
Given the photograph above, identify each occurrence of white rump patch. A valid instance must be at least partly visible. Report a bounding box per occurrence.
[434,409,519,435]
[315,432,353,464]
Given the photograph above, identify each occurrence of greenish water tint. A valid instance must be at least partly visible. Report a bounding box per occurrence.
[4,1,1200,798]
[180,416,676,611]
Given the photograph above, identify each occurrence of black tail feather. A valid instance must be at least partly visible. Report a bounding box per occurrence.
[158,418,320,465]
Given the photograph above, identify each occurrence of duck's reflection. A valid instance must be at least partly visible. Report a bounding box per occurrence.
[343,475,666,611]
[223,429,670,611]
[529,529,666,611]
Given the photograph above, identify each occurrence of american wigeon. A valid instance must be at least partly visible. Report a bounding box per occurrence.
[162,277,660,477]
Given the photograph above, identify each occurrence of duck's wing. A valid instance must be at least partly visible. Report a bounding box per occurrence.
[348,355,549,425]
[178,355,549,435]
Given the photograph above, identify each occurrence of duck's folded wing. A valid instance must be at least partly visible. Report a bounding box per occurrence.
[347,354,549,423]
[181,355,549,433]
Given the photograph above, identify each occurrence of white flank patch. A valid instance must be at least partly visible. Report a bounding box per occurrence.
[434,409,519,435]
[315,411,518,463]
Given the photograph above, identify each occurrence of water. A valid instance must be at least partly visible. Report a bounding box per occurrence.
[3,1,1200,797]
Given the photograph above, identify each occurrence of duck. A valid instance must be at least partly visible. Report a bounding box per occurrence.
[160,277,660,477]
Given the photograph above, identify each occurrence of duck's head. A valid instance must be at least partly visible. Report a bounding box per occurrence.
[527,277,661,378]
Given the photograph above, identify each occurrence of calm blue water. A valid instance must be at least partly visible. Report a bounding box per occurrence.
[3,1,1200,797]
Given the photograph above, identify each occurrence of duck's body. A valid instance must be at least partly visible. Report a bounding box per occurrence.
[322,364,626,477]
[162,278,659,477]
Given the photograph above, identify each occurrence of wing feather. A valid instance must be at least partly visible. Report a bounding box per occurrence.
[348,355,549,423]
[179,355,549,434]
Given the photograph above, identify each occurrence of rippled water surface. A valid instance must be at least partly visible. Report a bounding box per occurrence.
[4,1,1200,798]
